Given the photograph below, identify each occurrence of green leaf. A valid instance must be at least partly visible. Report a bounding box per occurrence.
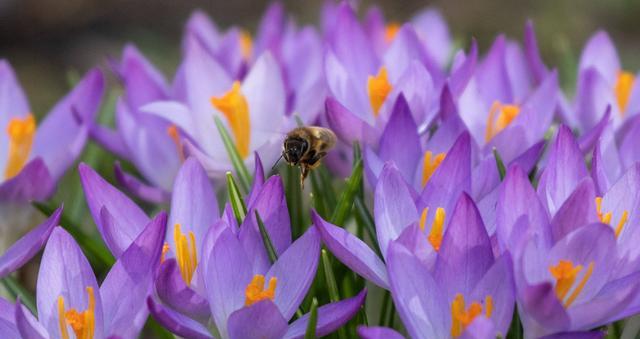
[309,171,327,217]
[493,147,507,181]
[285,165,306,238]
[32,202,115,268]
[507,309,523,339]
[304,298,319,339]
[214,116,252,193]
[321,250,340,302]
[1,276,37,315]
[226,172,247,226]
[354,198,382,258]
[255,210,278,264]
[330,159,363,226]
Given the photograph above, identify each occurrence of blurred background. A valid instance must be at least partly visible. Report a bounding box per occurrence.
[2,0,640,114]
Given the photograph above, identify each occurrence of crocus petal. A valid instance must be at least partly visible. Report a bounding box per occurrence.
[537,125,589,215]
[601,163,640,258]
[460,317,496,339]
[520,283,570,336]
[619,115,640,170]
[101,212,167,338]
[435,193,494,299]
[15,301,46,339]
[375,163,419,259]
[266,227,321,320]
[0,298,19,339]
[325,97,376,146]
[88,123,130,161]
[387,241,449,339]
[383,24,441,85]
[155,259,210,321]
[247,152,265,206]
[169,157,219,251]
[357,326,405,339]
[477,35,513,104]
[116,44,170,108]
[79,163,149,257]
[425,85,469,155]
[378,95,421,182]
[524,21,549,84]
[285,289,367,339]
[36,227,103,338]
[550,178,597,242]
[578,106,610,155]
[113,162,171,204]
[0,158,54,203]
[147,297,213,339]
[541,331,604,339]
[139,100,197,142]
[227,300,288,339]
[32,69,104,180]
[246,175,291,254]
[578,31,620,84]
[0,60,30,162]
[575,68,619,131]
[313,210,389,289]
[470,254,515,337]
[395,223,438,270]
[449,40,478,97]
[412,8,452,69]
[0,206,61,278]
[385,61,435,128]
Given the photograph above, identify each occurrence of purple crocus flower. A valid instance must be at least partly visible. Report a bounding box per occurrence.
[13,212,167,339]
[0,61,104,250]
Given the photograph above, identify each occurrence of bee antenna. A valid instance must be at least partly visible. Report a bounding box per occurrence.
[271,153,284,170]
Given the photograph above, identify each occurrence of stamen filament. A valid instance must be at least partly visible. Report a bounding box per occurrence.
[550,260,595,308]
[167,125,185,162]
[419,207,446,251]
[173,224,198,285]
[564,262,594,308]
[58,287,95,339]
[421,151,446,187]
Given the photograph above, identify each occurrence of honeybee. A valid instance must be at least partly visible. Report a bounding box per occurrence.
[274,126,337,188]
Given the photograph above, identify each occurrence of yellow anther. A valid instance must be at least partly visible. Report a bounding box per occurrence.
[5,114,36,179]
[160,242,170,263]
[384,23,400,43]
[595,197,629,238]
[421,151,446,187]
[484,101,520,142]
[419,207,446,251]
[173,224,198,286]
[211,81,251,159]
[167,125,185,162]
[245,274,277,306]
[615,71,635,115]
[58,287,96,339]
[239,30,253,61]
[367,67,392,117]
[549,260,594,308]
[450,293,492,337]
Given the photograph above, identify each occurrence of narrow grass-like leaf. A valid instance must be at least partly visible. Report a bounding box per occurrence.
[226,172,247,226]
[493,147,506,181]
[215,116,252,193]
[310,171,327,217]
[318,166,337,210]
[507,309,523,339]
[255,210,278,264]
[304,298,319,339]
[330,159,363,226]
[1,276,37,315]
[143,317,175,339]
[354,198,382,258]
[285,165,305,238]
[32,202,115,268]
[321,249,346,339]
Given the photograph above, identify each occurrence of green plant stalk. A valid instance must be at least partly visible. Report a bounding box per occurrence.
[304,298,319,339]
[331,159,363,226]
[1,276,37,315]
[321,249,347,339]
[226,172,247,226]
[493,147,507,181]
[353,198,382,258]
[214,116,252,193]
[255,210,278,264]
[310,171,327,217]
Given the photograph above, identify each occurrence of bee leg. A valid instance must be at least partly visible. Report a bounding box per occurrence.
[306,152,326,169]
[300,165,309,189]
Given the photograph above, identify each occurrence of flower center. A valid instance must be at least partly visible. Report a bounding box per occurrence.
[244,274,277,306]
[615,71,635,115]
[421,151,446,187]
[160,242,170,263]
[484,101,520,142]
[595,197,629,238]
[211,81,251,159]
[58,287,96,339]
[419,207,446,251]
[5,114,36,180]
[166,124,185,162]
[549,259,594,308]
[173,224,198,286]
[239,30,253,61]
[450,293,493,337]
[384,23,400,43]
[367,66,393,117]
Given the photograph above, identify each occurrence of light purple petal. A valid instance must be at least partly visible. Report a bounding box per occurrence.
[36,227,103,337]
[449,39,478,97]
[411,8,452,69]
[520,283,570,336]
[15,301,46,339]
[470,254,515,337]
[285,289,367,339]
[578,106,610,155]
[101,212,167,338]
[246,175,291,254]
[147,297,213,339]
[325,97,376,146]
[227,300,288,339]
[476,35,513,104]
[395,223,437,271]
[357,326,404,339]
[313,210,389,289]
[550,178,597,242]
[79,163,149,257]
[0,206,61,278]
[266,227,320,321]
[113,162,171,204]
[383,24,442,85]
[524,21,549,84]
[460,317,495,339]
[575,68,619,131]
[0,158,54,203]
[0,298,20,339]
[155,259,210,321]
[0,60,30,161]
[578,31,620,84]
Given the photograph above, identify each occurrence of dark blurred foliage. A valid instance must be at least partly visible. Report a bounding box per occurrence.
[1,0,640,116]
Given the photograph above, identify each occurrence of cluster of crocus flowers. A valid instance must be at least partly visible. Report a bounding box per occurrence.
[4,1,640,338]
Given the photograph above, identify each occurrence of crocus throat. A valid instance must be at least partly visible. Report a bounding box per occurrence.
[245,274,277,306]
[173,224,198,286]
[166,124,185,162]
[450,293,493,337]
[615,71,635,115]
[549,260,594,308]
[419,207,446,251]
[367,67,392,117]
[484,101,520,142]
[57,286,96,339]
[240,30,253,61]
[384,23,400,43]
[595,197,629,238]
[5,114,36,180]
[211,81,251,159]
[422,151,446,187]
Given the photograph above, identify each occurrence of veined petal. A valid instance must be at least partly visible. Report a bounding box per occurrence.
[578,31,620,84]
[0,158,54,203]
[227,300,287,339]
[147,297,213,339]
[325,97,376,146]
[155,259,210,321]
[113,162,171,204]
[357,326,405,339]
[550,179,597,242]
[246,175,291,254]
[15,301,46,339]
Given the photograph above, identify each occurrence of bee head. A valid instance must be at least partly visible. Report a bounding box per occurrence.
[284,137,308,165]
